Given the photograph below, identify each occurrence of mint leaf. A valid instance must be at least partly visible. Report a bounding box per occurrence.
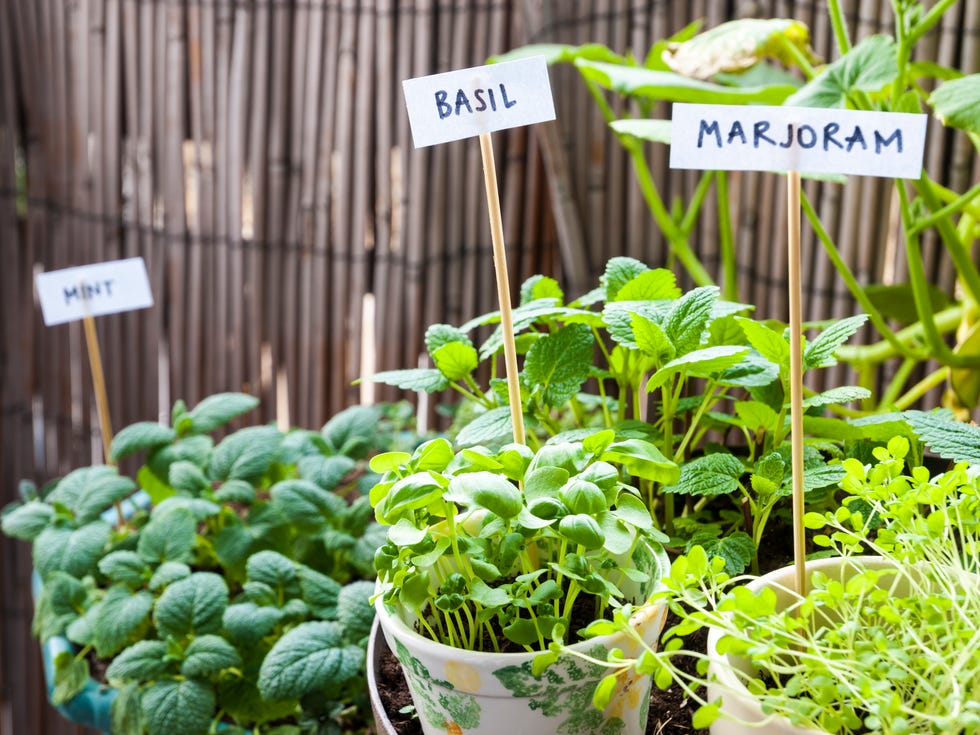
[223,602,284,645]
[646,345,749,392]
[735,401,780,435]
[905,410,980,464]
[803,314,868,369]
[523,324,594,407]
[665,453,744,496]
[601,257,648,301]
[52,651,90,705]
[432,342,480,382]
[802,463,847,492]
[92,586,154,657]
[297,454,356,492]
[138,506,196,564]
[141,679,215,735]
[786,35,897,108]
[320,405,381,457]
[337,580,375,642]
[257,621,363,700]
[632,314,675,366]
[186,392,259,434]
[209,426,282,482]
[687,531,755,575]
[33,572,87,639]
[271,480,345,531]
[298,566,342,618]
[99,551,151,587]
[34,522,112,580]
[456,406,517,447]
[802,386,871,408]
[154,573,228,639]
[181,635,241,678]
[424,323,473,355]
[110,422,177,461]
[1,501,53,541]
[361,368,450,392]
[663,286,718,356]
[736,318,789,367]
[615,268,680,301]
[168,461,210,495]
[107,640,171,681]
[520,275,564,304]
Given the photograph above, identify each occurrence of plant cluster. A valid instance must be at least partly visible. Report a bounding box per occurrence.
[579,436,980,734]
[367,256,874,573]
[370,431,672,652]
[499,1,980,416]
[1,393,402,735]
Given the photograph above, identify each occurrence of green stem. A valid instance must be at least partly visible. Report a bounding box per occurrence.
[716,171,739,302]
[894,367,949,410]
[674,382,719,461]
[915,177,980,306]
[837,305,962,365]
[679,171,715,236]
[907,0,961,47]
[827,0,852,53]
[879,357,918,409]
[778,34,816,79]
[907,180,980,237]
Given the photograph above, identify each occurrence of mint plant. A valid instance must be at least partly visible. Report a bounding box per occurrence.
[370,430,671,652]
[365,257,870,572]
[576,437,980,734]
[1,393,399,735]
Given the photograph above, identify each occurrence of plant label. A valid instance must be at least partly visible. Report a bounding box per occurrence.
[670,103,927,178]
[35,257,154,325]
[402,56,555,148]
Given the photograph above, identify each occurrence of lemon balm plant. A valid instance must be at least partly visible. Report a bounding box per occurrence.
[576,436,980,734]
[1,393,400,735]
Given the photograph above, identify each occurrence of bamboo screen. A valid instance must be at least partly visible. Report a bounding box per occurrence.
[2,1,978,732]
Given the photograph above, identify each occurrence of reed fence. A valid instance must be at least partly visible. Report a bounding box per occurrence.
[2,1,977,733]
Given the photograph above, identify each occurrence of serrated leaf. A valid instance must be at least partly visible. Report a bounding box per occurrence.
[663,286,719,356]
[1,501,53,541]
[168,461,210,496]
[455,406,517,447]
[803,315,868,369]
[610,119,672,145]
[138,506,196,564]
[734,401,780,435]
[601,257,649,301]
[258,621,363,700]
[431,342,480,382]
[52,651,90,705]
[223,602,284,645]
[614,268,680,301]
[209,426,282,482]
[424,323,473,355]
[34,522,112,580]
[904,410,980,464]
[320,404,381,457]
[736,318,789,367]
[632,314,675,366]
[523,324,594,407]
[360,368,450,392]
[801,386,871,408]
[186,392,259,434]
[665,453,744,496]
[141,679,215,735]
[297,454,356,492]
[270,480,345,531]
[520,274,565,304]
[298,566,342,618]
[111,422,178,462]
[154,573,229,640]
[719,352,779,388]
[687,531,755,576]
[802,464,847,492]
[929,74,980,133]
[337,580,375,641]
[646,345,749,392]
[476,300,583,359]
[786,35,897,108]
[33,572,87,640]
[92,586,154,657]
[107,640,171,681]
[181,635,241,678]
[111,681,143,735]
[148,561,191,591]
[99,550,150,587]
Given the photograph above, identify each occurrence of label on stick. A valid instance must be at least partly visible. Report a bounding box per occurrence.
[36,257,154,325]
[670,103,927,178]
[402,56,555,148]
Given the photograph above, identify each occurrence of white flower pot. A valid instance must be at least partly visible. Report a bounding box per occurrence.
[706,556,896,735]
[374,547,669,735]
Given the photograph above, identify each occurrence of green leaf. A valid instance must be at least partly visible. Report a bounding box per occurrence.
[223,602,284,645]
[48,466,136,523]
[577,59,795,104]
[154,573,229,640]
[181,635,241,678]
[491,41,626,67]
[455,406,517,447]
[257,621,363,700]
[141,679,215,735]
[601,257,648,301]
[864,282,950,326]
[107,640,171,681]
[297,454,356,492]
[929,74,980,133]
[34,522,112,580]
[610,119,672,145]
[425,323,473,355]
[52,651,90,705]
[138,506,197,564]
[692,701,722,729]
[786,35,897,108]
[646,345,749,392]
[663,286,719,356]
[558,514,605,549]
[520,274,565,305]
[360,368,450,392]
[320,404,381,457]
[186,392,259,434]
[270,479,345,531]
[431,341,480,382]
[110,422,178,461]
[209,426,282,482]
[803,314,868,369]
[734,401,780,435]
[802,464,847,492]
[1,501,53,541]
[299,566,342,618]
[111,682,143,735]
[247,550,300,599]
[523,324,594,408]
[904,410,980,464]
[92,586,154,657]
[736,318,789,366]
[447,472,523,519]
[213,479,256,505]
[99,551,150,587]
[687,531,755,576]
[337,580,375,641]
[168,461,210,495]
[32,572,87,640]
[665,453,744,496]
[802,386,871,408]
[632,315,675,366]
[615,268,680,301]
[601,440,680,485]
[148,562,192,591]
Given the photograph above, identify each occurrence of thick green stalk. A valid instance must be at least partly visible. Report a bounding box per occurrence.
[879,357,918,409]
[894,367,949,410]
[908,180,980,237]
[915,176,980,306]
[906,0,961,47]
[716,171,739,302]
[827,0,852,53]
[837,305,962,365]
[680,171,715,236]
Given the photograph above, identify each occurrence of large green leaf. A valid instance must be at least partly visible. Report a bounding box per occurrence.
[47,466,136,523]
[270,479,346,530]
[32,572,87,640]
[92,586,154,657]
[320,404,381,458]
[99,550,151,587]
[359,368,450,392]
[803,314,868,369]
[646,346,749,392]
[664,453,744,496]
[663,286,719,356]
[223,602,284,645]
[107,640,171,681]
[929,74,980,133]
[257,621,363,700]
[186,392,259,434]
[52,651,90,705]
[110,422,178,462]
[736,318,789,367]
[34,522,112,580]
[337,580,375,642]
[181,635,242,678]
[297,454,356,492]
[141,679,215,735]
[455,406,517,447]
[298,566,342,618]
[601,440,680,484]
[786,35,897,108]
[154,573,229,640]
[209,426,282,482]
[0,501,53,541]
[686,531,755,575]
[577,59,796,104]
[801,386,871,409]
[432,342,480,382]
[523,324,594,408]
[614,267,680,301]
[601,257,648,301]
[137,506,197,564]
[904,410,980,464]
[247,551,300,600]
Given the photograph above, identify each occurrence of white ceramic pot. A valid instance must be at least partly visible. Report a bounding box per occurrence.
[706,556,897,735]
[375,546,669,735]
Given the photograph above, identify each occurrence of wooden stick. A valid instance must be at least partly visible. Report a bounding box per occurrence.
[787,170,806,596]
[82,315,113,463]
[479,132,526,446]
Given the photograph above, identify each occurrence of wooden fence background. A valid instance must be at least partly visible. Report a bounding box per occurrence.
[1,1,978,732]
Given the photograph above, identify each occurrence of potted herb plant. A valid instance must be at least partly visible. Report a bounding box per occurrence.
[575,435,980,734]
[367,430,675,735]
[1,392,406,735]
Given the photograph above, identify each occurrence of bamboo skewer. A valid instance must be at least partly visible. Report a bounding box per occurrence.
[787,169,807,596]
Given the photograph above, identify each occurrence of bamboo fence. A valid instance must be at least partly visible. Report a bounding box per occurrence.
[1,1,977,733]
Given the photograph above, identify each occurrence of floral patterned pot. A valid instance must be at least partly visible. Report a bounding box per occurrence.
[705,556,895,735]
[372,546,669,735]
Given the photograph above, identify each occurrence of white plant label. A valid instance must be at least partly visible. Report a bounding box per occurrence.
[402,56,555,148]
[36,257,154,325]
[670,103,927,178]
